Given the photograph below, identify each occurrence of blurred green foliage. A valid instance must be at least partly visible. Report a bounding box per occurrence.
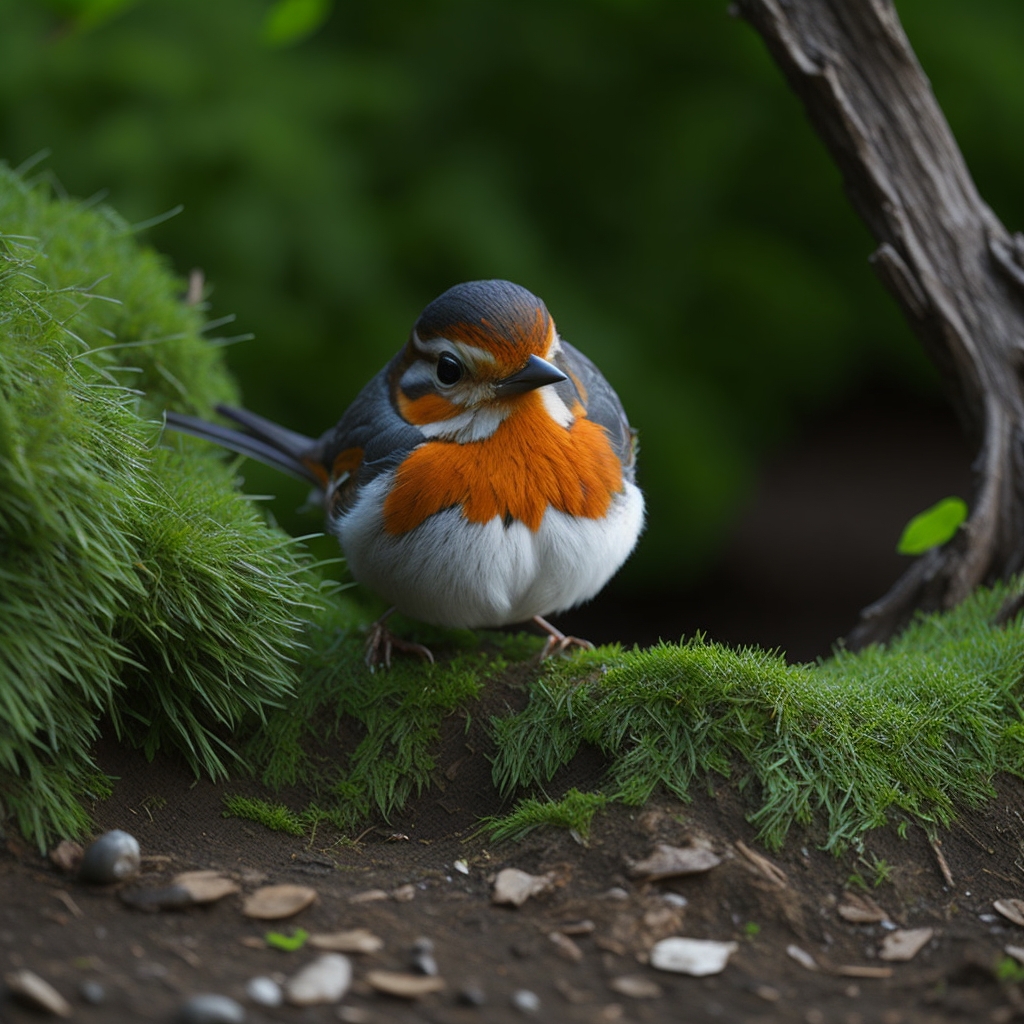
[1,0,1022,587]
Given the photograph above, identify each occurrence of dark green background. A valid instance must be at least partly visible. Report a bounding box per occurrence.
[2,0,1021,591]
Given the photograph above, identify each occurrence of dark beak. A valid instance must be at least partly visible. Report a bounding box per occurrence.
[493,354,567,397]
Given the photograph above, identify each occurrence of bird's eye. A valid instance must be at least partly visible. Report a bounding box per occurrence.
[436,353,463,386]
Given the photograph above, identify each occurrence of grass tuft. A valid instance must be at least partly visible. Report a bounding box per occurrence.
[479,788,607,843]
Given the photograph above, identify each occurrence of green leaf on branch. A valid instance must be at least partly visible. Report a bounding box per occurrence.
[897,497,967,555]
[261,0,332,47]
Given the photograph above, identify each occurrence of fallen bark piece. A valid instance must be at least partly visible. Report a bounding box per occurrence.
[649,938,738,976]
[4,969,72,1017]
[995,899,1024,927]
[492,868,555,907]
[284,953,352,1006]
[786,944,818,971]
[836,965,894,979]
[1006,945,1024,965]
[173,871,240,904]
[309,928,384,954]
[366,971,446,999]
[629,841,721,881]
[609,975,662,999]
[242,884,317,920]
[879,927,934,962]
[838,893,889,924]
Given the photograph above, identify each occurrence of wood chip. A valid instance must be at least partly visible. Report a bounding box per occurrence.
[51,890,83,919]
[628,841,721,881]
[837,892,889,924]
[172,870,240,904]
[492,868,555,907]
[240,936,265,949]
[242,884,317,920]
[930,837,954,888]
[786,944,818,971]
[995,899,1024,928]
[879,927,933,962]
[4,969,72,1017]
[365,971,445,999]
[734,840,788,888]
[556,919,596,936]
[348,888,389,904]
[48,841,83,874]
[836,965,894,979]
[548,931,583,963]
[309,929,384,954]
[609,975,662,999]
[392,884,416,902]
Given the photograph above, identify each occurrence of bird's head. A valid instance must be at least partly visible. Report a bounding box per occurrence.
[393,280,571,441]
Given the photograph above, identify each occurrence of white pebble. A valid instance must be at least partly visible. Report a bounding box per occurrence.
[511,989,540,1014]
[284,954,352,1006]
[175,993,246,1024]
[650,937,738,976]
[244,976,282,1007]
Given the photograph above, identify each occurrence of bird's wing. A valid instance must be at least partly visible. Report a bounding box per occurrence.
[555,340,637,482]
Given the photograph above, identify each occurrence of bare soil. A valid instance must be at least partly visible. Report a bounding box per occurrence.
[4,671,1024,1024]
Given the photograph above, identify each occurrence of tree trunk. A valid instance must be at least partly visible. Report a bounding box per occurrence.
[733,0,1024,646]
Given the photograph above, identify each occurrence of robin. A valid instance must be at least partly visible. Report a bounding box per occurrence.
[166,280,644,666]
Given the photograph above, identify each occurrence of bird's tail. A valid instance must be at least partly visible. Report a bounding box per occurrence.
[164,404,324,487]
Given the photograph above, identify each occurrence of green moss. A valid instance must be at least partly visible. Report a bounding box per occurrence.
[479,788,607,844]
[0,162,319,848]
[491,585,1024,853]
[222,795,306,836]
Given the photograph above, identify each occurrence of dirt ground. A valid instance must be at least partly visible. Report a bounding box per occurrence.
[5,664,1024,1024]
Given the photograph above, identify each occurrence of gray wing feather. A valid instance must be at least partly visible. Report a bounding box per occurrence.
[555,341,637,483]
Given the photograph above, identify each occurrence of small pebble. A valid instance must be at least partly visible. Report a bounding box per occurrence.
[78,830,141,884]
[285,954,352,1006]
[602,886,630,901]
[662,893,688,908]
[650,937,738,976]
[458,983,487,1006]
[175,993,246,1024]
[120,885,194,912]
[411,937,438,976]
[244,976,282,1007]
[80,980,106,1005]
[338,1008,373,1024]
[453,859,470,875]
[609,975,662,999]
[511,989,540,1014]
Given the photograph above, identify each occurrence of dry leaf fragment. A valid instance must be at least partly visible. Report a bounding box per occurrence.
[48,841,83,875]
[786,944,818,971]
[309,928,384,954]
[879,927,934,962]
[492,868,555,907]
[173,870,240,904]
[734,840,788,888]
[242,884,317,920]
[995,899,1024,928]
[366,971,445,999]
[348,888,389,904]
[837,892,889,924]
[628,841,721,881]
[836,965,894,979]
[609,975,662,999]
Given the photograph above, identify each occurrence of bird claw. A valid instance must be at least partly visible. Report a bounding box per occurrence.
[364,614,435,670]
[533,615,595,661]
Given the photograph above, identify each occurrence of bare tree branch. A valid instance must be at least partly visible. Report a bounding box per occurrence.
[733,0,1024,646]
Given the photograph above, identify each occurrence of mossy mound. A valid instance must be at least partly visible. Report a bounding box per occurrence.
[0,163,323,848]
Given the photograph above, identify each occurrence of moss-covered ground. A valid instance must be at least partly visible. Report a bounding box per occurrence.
[3,162,1024,863]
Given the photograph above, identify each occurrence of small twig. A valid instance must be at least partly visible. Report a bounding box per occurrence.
[930,836,954,888]
[735,839,789,888]
[185,268,205,306]
[51,890,83,918]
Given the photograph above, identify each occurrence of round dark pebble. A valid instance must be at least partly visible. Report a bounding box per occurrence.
[79,980,105,1004]
[78,830,140,885]
[458,983,487,1006]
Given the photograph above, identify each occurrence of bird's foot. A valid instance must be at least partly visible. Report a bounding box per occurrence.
[533,615,595,660]
[364,610,435,670]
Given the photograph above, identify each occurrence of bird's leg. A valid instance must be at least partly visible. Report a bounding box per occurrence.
[532,615,595,660]
[364,608,435,670]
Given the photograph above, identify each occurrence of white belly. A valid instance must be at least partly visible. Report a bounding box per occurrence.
[333,472,644,629]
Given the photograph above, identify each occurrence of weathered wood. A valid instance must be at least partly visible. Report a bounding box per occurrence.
[733,0,1024,645]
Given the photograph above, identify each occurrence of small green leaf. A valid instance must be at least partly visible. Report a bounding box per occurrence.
[265,928,309,951]
[897,497,967,555]
[261,0,333,47]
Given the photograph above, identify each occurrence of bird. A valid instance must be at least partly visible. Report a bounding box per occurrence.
[165,279,645,666]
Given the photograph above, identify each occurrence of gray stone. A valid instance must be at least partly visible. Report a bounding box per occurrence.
[78,830,140,884]
[174,993,246,1024]
[511,989,540,1015]
[244,976,282,1007]
[284,954,352,1006]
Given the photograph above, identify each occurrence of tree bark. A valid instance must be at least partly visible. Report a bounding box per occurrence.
[733,0,1024,646]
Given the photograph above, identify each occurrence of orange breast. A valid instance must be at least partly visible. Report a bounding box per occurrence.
[382,394,623,535]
